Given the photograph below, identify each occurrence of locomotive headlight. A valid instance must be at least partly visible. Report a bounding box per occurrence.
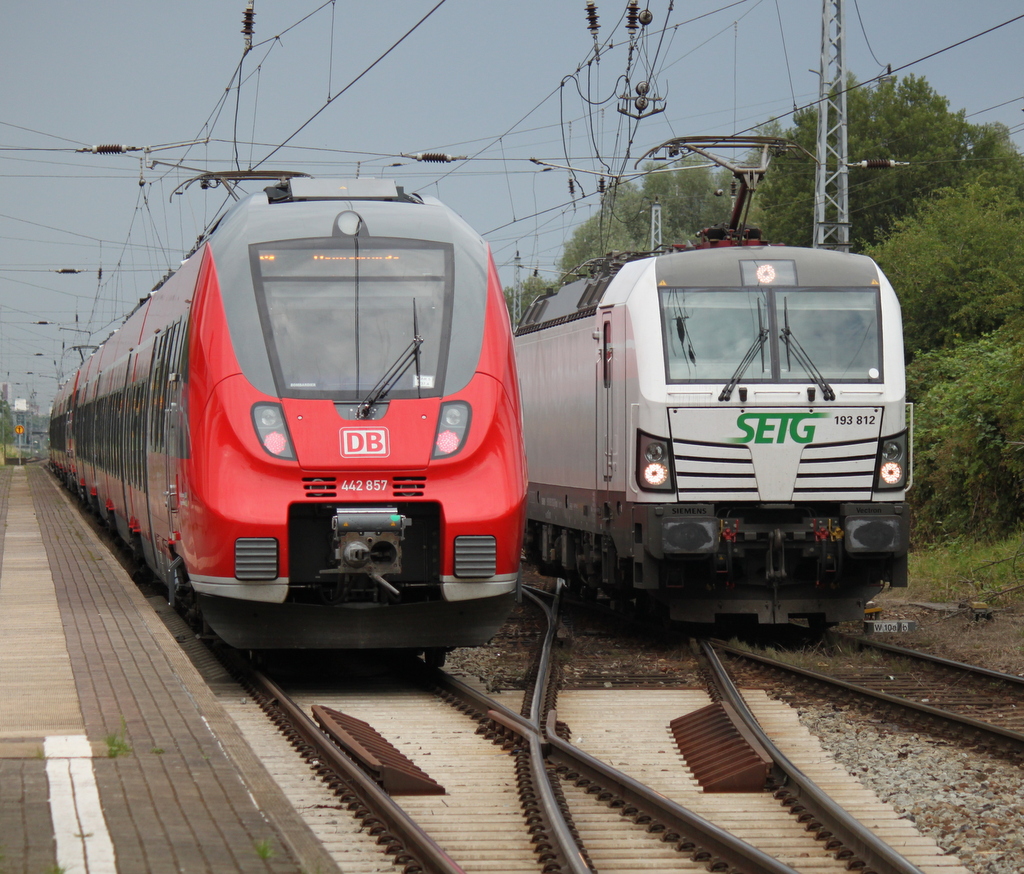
[882,440,903,462]
[643,462,669,487]
[879,461,903,485]
[636,430,674,492]
[433,401,472,458]
[645,442,666,463]
[251,402,296,461]
[875,430,909,490]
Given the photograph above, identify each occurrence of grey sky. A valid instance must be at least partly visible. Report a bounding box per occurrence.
[3,1,1022,410]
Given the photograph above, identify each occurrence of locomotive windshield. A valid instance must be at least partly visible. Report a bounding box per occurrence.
[251,238,453,400]
[660,287,882,384]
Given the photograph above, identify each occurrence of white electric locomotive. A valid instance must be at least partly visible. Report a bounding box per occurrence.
[516,140,910,627]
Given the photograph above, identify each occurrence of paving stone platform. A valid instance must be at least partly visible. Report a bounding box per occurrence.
[0,464,340,874]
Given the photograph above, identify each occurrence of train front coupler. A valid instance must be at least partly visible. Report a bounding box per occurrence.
[328,507,412,599]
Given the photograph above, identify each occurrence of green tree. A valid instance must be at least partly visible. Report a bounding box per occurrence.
[557,161,731,276]
[907,328,1024,540]
[758,75,1022,251]
[865,179,1024,360]
[503,273,554,325]
[0,399,12,458]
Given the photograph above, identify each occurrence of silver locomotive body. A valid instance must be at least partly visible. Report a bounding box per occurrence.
[516,245,909,626]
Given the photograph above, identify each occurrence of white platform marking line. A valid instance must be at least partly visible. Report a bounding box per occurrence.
[44,735,116,874]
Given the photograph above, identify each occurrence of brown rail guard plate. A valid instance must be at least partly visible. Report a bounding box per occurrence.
[312,704,445,795]
[669,701,773,792]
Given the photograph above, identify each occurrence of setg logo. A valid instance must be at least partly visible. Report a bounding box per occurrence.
[729,412,829,445]
[340,427,390,457]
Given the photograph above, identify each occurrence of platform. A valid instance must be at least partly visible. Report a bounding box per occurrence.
[0,464,340,874]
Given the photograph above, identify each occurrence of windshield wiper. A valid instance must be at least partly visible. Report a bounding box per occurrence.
[719,300,767,401]
[719,328,768,401]
[355,302,423,419]
[780,301,835,401]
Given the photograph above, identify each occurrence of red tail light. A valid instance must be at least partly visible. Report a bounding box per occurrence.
[252,403,296,460]
[433,402,471,458]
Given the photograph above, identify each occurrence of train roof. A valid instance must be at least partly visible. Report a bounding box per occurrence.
[517,245,881,334]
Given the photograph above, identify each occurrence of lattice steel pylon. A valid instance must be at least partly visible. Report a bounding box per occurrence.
[813,0,850,251]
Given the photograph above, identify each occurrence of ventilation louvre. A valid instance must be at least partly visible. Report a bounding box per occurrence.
[453,535,497,578]
[234,538,278,580]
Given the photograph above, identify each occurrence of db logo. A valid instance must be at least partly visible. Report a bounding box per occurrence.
[340,428,390,457]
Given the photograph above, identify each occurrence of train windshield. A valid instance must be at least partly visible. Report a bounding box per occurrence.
[659,287,882,384]
[251,239,453,399]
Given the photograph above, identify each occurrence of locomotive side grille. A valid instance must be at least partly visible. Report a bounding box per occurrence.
[453,535,496,578]
[392,476,426,497]
[672,439,758,499]
[302,477,338,498]
[235,538,278,580]
[794,438,877,499]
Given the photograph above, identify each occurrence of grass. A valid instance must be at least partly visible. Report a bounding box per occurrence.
[104,716,132,758]
[907,530,1024,607]
[254,839,275,861]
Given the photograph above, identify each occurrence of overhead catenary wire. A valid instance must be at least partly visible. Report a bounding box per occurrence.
[250,0,450,171]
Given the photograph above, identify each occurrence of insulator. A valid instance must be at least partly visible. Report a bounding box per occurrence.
[597,177,606,194]
[91,144,128,154]
[241,3,255,40]
[638,8,653,25]
[568,178,576,197]
[635,80,650,96]
[585,1,599,36]
[418,152,452,163]
[851,158,903,169]
[626,0,640,33]
[634,96,649,112]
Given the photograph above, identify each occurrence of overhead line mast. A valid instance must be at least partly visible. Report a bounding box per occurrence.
[813,0,850,251]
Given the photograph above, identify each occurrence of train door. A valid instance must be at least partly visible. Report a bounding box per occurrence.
[146,321,184,591]
[127,348,154,566]
[162,319,186,546]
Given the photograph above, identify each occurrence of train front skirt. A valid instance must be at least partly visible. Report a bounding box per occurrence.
[197,590,517,649]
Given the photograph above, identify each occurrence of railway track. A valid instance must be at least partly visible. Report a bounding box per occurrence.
[207,584,973,874]
[712,636,1024,758]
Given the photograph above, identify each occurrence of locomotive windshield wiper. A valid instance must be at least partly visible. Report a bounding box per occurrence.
[719,299,767,402]
[719,328,768,401]
[355,302,423,419]
[780,301,835,401]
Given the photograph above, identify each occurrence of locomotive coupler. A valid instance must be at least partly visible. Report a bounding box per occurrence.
[328,508,411,597]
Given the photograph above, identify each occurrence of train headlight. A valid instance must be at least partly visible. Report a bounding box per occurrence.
[643,462,669,487]
[636,430,674,492]
[879,461,903,485]
[645,443,666,463]
[433,401,471,458]
[251,402,296,460]
[875,430,909,490]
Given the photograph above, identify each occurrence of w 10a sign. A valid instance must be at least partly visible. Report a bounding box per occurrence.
[340,427,390,457]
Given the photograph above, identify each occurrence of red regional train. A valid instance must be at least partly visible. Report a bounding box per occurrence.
[50,176,527,656]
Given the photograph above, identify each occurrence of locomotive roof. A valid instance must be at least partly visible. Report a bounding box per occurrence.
[517,244,880,334]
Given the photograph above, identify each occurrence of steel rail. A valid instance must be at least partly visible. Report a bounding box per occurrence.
[834,631,1024,688]
[702,639,931,874]
[712,639,1024,751]
[520,584,594,874]
[429,639,805,873]
[221,649,467,874]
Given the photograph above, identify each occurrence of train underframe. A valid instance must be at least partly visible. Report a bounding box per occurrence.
[525,496,908,627]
